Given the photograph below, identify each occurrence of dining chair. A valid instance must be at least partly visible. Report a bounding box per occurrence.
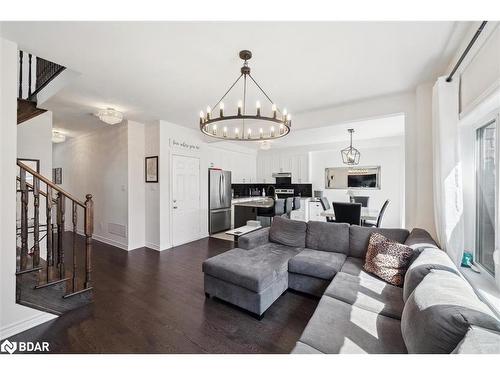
[332,202,362,225]
[350,196,369,207]
[319,197,334,222]
[284,197,294,218]
[363,199,390,228]
[293,197,301,210]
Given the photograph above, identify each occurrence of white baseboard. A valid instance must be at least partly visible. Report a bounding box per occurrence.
[91,233,129,250]
[145,242,161,251]
[0,312,57,340]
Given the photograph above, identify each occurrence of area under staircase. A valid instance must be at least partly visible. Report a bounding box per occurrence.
[17,50,65,125]
[16,161,95,315]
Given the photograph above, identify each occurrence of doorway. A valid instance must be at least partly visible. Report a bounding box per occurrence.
[171,154,201,246]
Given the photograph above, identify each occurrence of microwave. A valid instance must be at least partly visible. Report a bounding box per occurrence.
[325,166,381,189]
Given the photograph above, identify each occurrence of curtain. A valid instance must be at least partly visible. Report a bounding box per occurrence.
[432,76,464,266]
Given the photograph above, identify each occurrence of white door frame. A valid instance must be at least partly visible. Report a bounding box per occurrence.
[169,152,201,248]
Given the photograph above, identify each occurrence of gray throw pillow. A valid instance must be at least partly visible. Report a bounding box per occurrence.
[401,270,500,353]
[269,216,307,248]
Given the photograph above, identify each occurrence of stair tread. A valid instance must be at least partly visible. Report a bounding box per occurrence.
[17,98,47,124]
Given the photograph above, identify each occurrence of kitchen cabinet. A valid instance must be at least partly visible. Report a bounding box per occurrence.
[256,152,310,183]
[208,148,256,183]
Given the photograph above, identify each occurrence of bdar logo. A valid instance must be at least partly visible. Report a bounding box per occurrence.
[1,339,17,354]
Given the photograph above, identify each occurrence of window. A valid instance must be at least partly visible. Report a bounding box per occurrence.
[476,121,497,274]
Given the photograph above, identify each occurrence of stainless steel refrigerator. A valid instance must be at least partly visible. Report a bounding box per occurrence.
[209,168,232,234]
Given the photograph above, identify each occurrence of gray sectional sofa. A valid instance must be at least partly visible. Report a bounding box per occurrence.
[202,217,500,353]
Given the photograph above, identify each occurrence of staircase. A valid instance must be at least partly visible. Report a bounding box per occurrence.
[17,50,65,125]
[16,160,94,315]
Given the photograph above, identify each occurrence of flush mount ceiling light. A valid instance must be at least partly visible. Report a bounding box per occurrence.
[199,50,291,141]
[97,108,123,125]
[260,140,272,150]
[52,130,66,143]
[341,129,360,165]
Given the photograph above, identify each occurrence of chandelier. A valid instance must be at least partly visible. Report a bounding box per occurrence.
[341,129,360,165]
[199,50,291,141]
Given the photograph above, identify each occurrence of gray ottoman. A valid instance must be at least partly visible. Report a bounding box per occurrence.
[202,243,301,318]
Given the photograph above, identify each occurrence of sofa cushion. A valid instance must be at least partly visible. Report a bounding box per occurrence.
[202,243,301,293]
[305,221,350,254]
[401,270,500,353]
[324,272,404,320]
[404,228,439,251]
[403,247,460,302]
[340,256,365,276]
[297,295,407,354]
[269,216,307,248]
[363,232,414,287]
[349,226,409,259]
[452,326,500,354]
[291,342,323,354]
[288,249,346,280]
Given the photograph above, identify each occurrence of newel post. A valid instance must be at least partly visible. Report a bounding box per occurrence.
[84,194,94,289]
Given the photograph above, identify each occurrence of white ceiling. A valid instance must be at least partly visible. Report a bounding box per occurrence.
[2,21,471,140]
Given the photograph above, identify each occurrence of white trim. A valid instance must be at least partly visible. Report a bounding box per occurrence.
[92,233,129,251]
[0,312,57,340]
[145,242,161,251]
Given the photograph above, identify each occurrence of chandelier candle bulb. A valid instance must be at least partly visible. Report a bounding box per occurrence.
[282,108,287,121]
[223,127,227,138]
[237,100,242,116]
[235,128,239,139]
[199,111,204,124]
[272,104,277,118]
[212,124,217,135]
[260,128,264,139]
[247,128,252,139]
[256,101,261,117]
[279,124,284,135]
[270,126,275,137]
[206,106,211,120]
[219,102,224,117]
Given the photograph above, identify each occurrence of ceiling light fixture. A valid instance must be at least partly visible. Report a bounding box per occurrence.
[341,129,360,165]
[52,130,66,143]
[260,140,272,150]
[199,50,291,141]
[97,108,123,125]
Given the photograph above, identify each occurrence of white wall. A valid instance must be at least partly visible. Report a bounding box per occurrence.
[127,121,146,250]
[17,111,53,180]
[53,124,129,249]
[1,36,56,340]
[309,137,405,228]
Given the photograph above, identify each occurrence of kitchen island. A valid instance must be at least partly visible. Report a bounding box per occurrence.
[232,197,274,228]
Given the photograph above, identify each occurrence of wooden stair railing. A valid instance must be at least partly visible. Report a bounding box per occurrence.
[17,50,65,125]
[17,160,94,303]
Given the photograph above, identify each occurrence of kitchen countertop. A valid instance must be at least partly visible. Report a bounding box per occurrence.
[232,197,274,208]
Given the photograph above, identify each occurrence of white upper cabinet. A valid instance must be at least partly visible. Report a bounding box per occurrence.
[257,152,310,183]
[208,147,256,183]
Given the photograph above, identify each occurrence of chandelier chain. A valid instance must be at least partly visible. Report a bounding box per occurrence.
[248,74,280,113]
[210,73,243,111]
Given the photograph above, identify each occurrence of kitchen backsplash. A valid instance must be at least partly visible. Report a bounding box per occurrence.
[231,183,313,198]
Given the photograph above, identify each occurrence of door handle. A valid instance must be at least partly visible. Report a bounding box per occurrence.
[173,206,178,209]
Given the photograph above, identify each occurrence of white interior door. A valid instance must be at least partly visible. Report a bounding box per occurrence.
[171,155,200,246]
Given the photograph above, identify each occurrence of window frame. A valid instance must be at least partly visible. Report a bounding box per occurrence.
[473,112,500,278]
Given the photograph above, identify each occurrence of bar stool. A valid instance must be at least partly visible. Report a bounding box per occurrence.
[293,197,301,210]
[284,197,294,218]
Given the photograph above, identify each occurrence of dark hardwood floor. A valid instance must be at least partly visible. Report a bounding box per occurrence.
[8,235,319,353]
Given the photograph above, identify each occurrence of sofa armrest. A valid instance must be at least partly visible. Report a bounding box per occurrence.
[238,227,270,250]
[404,228,439,251]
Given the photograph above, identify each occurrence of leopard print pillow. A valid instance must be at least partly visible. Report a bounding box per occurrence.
[363,232,414,287]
